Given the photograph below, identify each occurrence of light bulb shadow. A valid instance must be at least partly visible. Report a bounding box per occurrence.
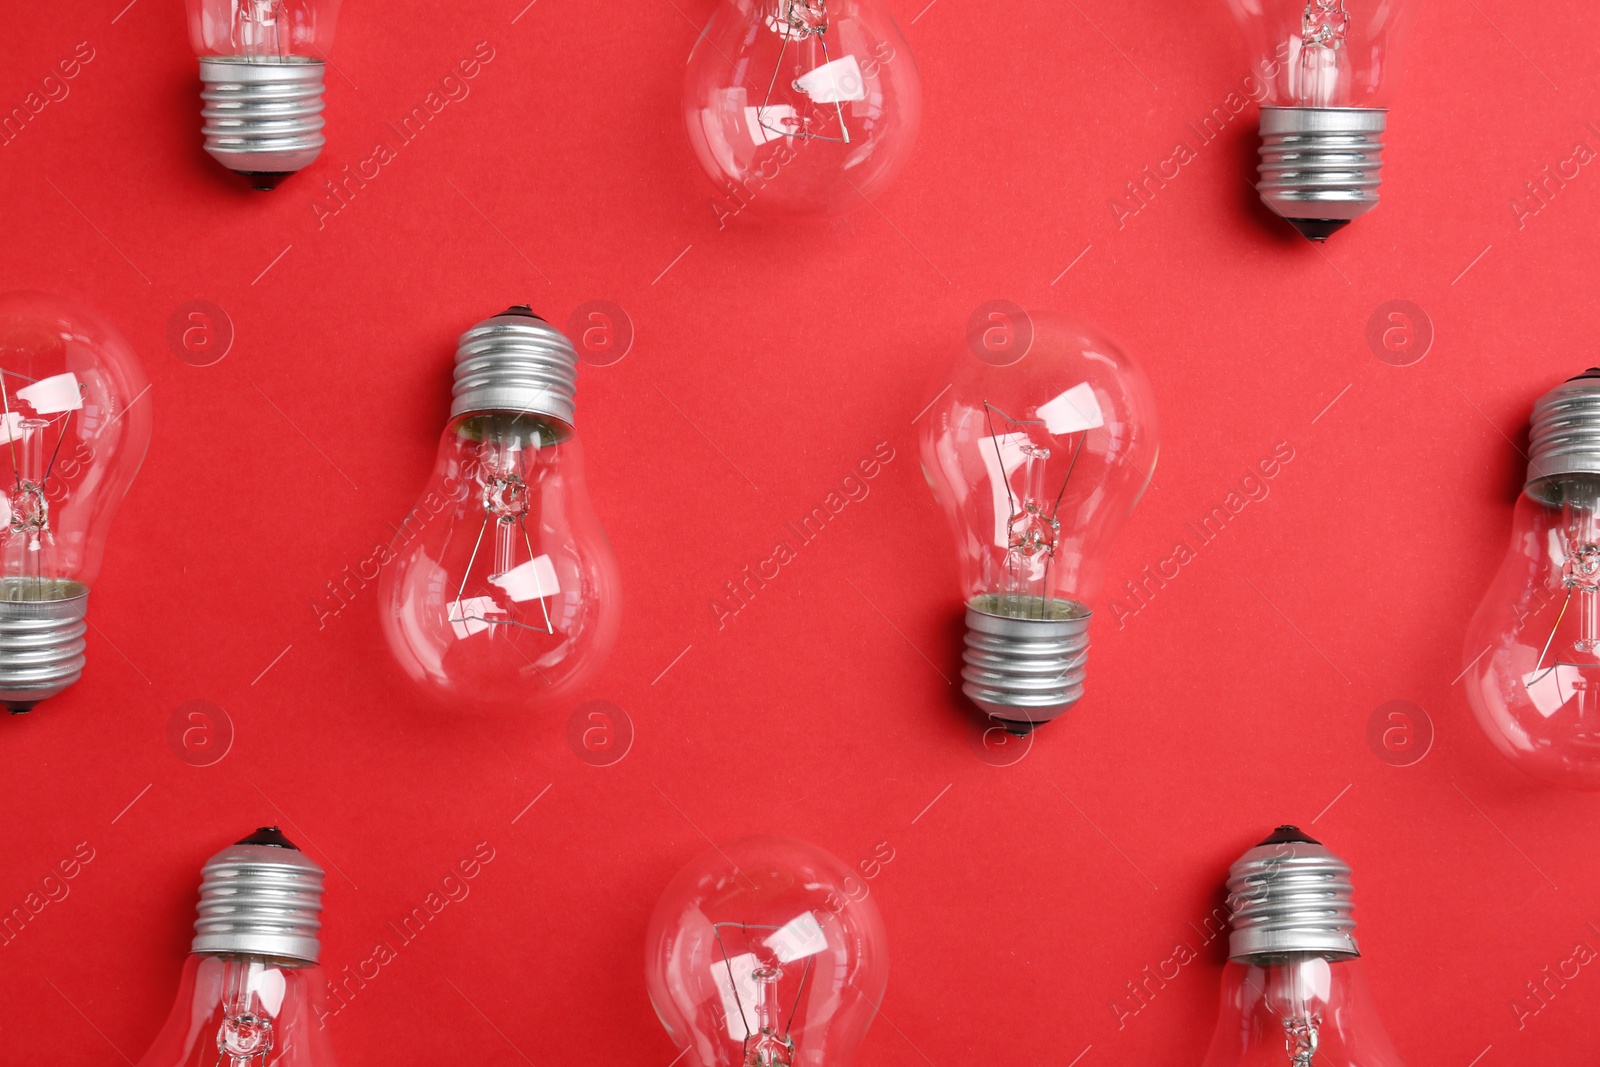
[1227,117,1308,245]
[929,604,1021,736]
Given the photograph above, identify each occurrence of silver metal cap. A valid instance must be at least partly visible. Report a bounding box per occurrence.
[192,827,325,963]
[1226,826,1359,962]
[1526,370,1600,502]
[1257,107,1386,241]
[199,57,326,190]
[451,307,579,425]
[0,580,88,714]
[961,594,1090,734]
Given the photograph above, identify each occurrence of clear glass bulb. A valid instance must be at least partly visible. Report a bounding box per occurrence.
[0,292,151,711]
[379,412,619,710]
[1222,0,1413,108]
[137,955,338,1067]
[1464,473,1600,788]
[379,309,618,712]
[1200,956,1406,1067]
[683,0,921,220]
[918,312,1159,729]
[186,0,340,60]
[645,836,888,1067]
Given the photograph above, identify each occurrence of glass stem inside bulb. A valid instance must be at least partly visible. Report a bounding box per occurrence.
[983,401,1084,622]
[240,0,290,60]
[1263,955,1328,1067]
[1529,480,1600,688]
[215,956,280,1066]
[3,409,57,599]
[768,0,828,39]
[1294,0,1352,106]
[1560,489,1600,654]
[451,414,563,641]
[746,965,794,1067]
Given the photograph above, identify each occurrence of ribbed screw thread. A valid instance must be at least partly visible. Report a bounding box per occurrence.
[1226,826,1359,962]
[192,828,325,964]
[960,594,1090,732]
[1526,369,1600,501]
[451,307,580,425]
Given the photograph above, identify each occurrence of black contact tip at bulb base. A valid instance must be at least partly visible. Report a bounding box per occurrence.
[240,171,293,192]
[6,701,35,714]
[1286,218,1351,242]
[500,305,545,321]
[1568,368,1600,381]
[1257,824,1321,846]
[992,718,1037,737]
[237,826,301,850]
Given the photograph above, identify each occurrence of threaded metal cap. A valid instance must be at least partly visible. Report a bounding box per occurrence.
[1226,826,1359,962]
[192,827,325,963]
[1526,369,1600,503]
[961,594,1090,733]
[199,57,326,189]
[1257,107,1386,241]
[450,307,578,425]
[0,579,88,713]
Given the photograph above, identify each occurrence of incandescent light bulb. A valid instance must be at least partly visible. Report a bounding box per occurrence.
[1463,369,1600,788]
[918,310,1158,733]
[136,827,339,1067]
[1200,826,1407,1067]
[1222,0,1418,240]
[186,0,343,189]
[378,307,620,712]
[0,292,151,713]
[645,836,888,1067]
[683,0,921,220]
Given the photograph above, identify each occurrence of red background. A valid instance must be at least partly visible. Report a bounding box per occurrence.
[1,0,1597,1064]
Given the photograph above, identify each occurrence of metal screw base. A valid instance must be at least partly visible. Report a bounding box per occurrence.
[452,306,580,425]
[961,594,1089,732]
[193,828,325,964]
[1226,826,1360,962]
[1526,369,1600,502]
[199,57,326,187]
[1257,107,1386,240]
[0,580,88,712]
